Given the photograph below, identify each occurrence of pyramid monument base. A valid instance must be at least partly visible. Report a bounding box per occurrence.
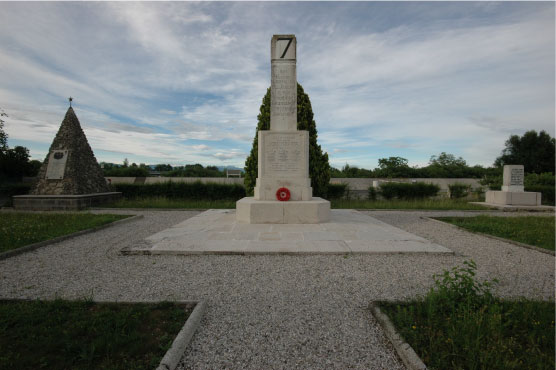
[13,192,121,211]
[236,197,330,224]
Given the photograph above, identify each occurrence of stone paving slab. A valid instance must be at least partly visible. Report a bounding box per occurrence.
[129,209,452,255]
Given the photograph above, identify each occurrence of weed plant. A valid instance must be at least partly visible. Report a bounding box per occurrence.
[0,213,130,252]
[380,261,555,370]
[436,215,555,251]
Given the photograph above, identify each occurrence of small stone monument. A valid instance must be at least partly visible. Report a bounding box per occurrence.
[485,165,541,206]
[236,35,330,223]
[13,101,121,210]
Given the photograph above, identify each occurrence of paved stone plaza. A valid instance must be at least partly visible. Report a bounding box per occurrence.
[0,209,553,369]
[129,209,451,255]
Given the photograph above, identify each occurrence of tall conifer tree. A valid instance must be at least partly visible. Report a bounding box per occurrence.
[244,84,330,197]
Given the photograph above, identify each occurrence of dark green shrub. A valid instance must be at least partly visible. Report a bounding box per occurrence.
[379,182,440,200]
[525,172,555,187]
[448,183,471,199]
[0,183,31,206]
[368,186,377,200]
[327,183,347,199]
[114,182,246,200]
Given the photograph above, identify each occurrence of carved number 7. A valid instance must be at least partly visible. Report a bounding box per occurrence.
[277,37,293,58]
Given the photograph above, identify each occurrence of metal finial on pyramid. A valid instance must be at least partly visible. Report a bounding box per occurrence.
[69,97,73,107]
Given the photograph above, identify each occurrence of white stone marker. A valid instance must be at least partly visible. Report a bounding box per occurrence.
[236,34,330,223]
[485,165,541,206]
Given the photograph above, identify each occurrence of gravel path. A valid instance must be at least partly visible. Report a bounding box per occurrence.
[0,209,553,369]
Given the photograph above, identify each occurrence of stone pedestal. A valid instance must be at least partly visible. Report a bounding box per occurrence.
[236,197,330,224]
[254,131,312,201]
[485,191,541,206]
[13,192,122,211]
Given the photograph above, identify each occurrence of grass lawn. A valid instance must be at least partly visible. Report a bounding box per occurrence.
[107,197,488,210]
[379,261,555,370]
[0,300,192,370]
[331,198,488,210]
[109,197,237,209]
[435,215,555,251]
[0,213,131,253]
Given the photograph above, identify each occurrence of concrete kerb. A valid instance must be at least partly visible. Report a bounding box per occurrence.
[424,216,555,256]
[0,214,144,261]
[369,302,427,370]
[157,300,207,370]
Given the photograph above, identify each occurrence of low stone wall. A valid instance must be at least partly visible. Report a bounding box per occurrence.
[13,192,122,211]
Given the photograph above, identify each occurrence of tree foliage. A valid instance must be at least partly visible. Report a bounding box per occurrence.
[494,130,555,174]
[0,109,41,181]
[0,108,7,153]
[166,164,225,177]
[244,84,330,197]
[375,156,412,177]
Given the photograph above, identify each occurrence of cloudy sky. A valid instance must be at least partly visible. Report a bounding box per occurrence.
[0,1,554,170]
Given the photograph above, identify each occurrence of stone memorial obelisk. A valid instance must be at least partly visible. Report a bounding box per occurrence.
[485,165,541,206]
[236,35,330,223]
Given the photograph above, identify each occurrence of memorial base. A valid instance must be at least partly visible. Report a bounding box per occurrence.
[485,191,541,206]
[12,192,122,211]
[236,197,330,224]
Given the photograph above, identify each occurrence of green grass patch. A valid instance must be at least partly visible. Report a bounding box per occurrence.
[109,197,236,209]
[0,213,130,253]
[435,215,555,251]
[106,197,488,211]
[379,261,555,370]
[331,198,488,210]
[0,299,192,370]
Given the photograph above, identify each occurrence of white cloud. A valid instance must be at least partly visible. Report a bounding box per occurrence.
[0,2,553,169]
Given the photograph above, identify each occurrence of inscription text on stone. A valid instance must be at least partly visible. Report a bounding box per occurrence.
[46,150,69,180]
[510,168,524,186]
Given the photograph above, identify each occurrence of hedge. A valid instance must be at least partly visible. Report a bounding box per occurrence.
[448,183,471,199]
[113,181,246,200]
[379,182,440,200]
[327,183,348,199]
[0,183,32,206]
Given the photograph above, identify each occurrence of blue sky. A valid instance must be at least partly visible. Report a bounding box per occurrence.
[1,1,554,170]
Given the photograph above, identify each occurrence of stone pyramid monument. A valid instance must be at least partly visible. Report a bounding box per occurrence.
[14,101,120,210]
[32,106,109,195]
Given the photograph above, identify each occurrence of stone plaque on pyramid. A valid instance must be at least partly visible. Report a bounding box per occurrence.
[13,105,121,210]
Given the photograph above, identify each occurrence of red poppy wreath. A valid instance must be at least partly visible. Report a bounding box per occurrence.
[276,187,291,201]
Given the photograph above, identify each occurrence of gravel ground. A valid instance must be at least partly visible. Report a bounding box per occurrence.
[0,209,553,369]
